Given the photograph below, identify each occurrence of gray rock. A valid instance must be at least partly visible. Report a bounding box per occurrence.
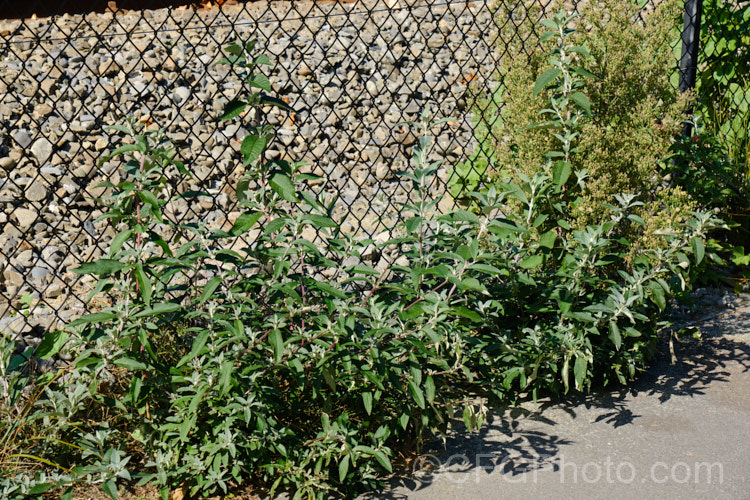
[40,165,63,176]
[173,86,191,103]
[61,179,80,195]
[84,221,97,237]
[12,129,32,148]
[404,101,421,114]
[0,316,29,336]
[14,208,37,228]
[30,267,52,281]
[70,120,95,133]
[0,0,503,345]
[16,249,34,267]
[23,335,41,348]
[30,138,53,162]
[41,246,60,263]
[323,86,343,104]
[25,182,48,202]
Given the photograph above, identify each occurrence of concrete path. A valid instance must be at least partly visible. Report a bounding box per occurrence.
[371,306,750,499]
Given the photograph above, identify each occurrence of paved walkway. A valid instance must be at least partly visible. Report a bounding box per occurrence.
[371,306,750,499]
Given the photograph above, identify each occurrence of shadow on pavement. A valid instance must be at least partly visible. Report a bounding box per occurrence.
[367,411,574,499]
[369,312,750,498]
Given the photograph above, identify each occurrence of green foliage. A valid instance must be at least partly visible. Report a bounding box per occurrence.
[1,29,723,499]
[447,83,503,200]
[696,0,750,174]
[0,331,130,499]
[477,0,693,243]
[456,12,722,399]
[664,0,750,267]
[448,149,491,200]
[667,119,747,212]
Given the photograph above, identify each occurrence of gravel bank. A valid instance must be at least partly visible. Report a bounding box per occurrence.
[0,0,500,338]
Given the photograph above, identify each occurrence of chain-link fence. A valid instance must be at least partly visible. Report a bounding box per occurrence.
[0,0,722,344]
[692,0,750,167]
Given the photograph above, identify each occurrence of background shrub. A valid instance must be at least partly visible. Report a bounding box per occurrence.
[470,0,696,243]
[695,0,750,176]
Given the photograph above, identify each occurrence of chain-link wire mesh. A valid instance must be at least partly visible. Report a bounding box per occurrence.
[0,0,707,343]
[693,0,750,168]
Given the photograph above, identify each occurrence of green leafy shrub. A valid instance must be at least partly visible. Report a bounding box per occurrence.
[666,124,750,286]
[2,41,486,500]
[458,11,722,397]
[695,0,750,174]
[474,0,695,243]
[1,26,722,500]
[677,0,750,257]
[447,84,502,200]
[668,124,741,210]
[667,116,748,239]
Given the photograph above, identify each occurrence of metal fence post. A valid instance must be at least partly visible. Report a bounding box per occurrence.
[679,0,704,135]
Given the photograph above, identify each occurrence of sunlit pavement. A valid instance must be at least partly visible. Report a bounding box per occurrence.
[370,308,750,500]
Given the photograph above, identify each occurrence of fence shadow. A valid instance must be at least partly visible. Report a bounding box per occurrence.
[368,310,750,498]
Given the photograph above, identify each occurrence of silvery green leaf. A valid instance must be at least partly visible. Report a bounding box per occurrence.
[533,68,562,96]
